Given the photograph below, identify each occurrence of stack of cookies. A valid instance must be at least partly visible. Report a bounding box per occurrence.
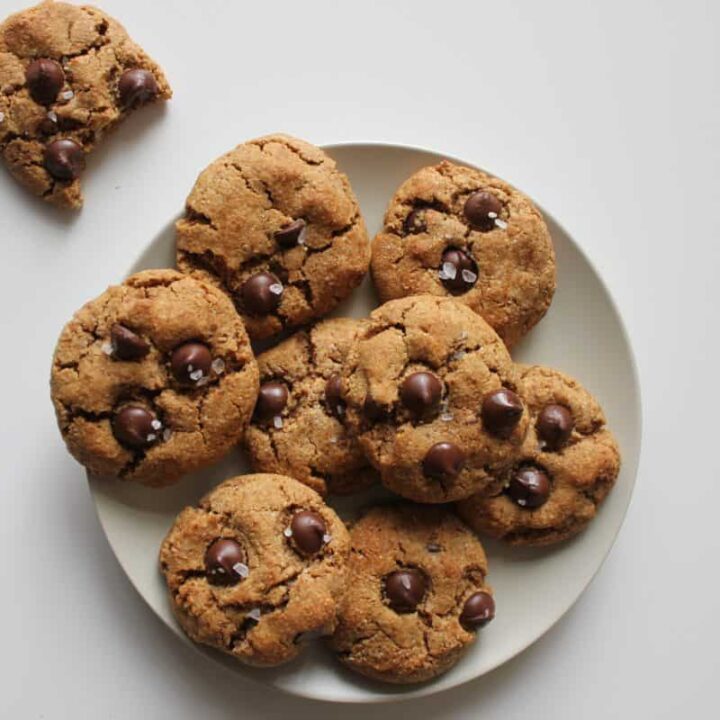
[50,133,621,685]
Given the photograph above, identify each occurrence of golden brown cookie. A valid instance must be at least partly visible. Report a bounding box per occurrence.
[341,295,529,503]
[371,161,556,347]
[457,365,621,545]
[329,504,494,684]
[0,1,171,208]
[244,318,377,496]
[50,269,259,487]
[176,134,370,340]
[160,473,350,667]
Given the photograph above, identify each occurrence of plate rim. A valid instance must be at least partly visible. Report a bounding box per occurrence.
[89,139,643,704]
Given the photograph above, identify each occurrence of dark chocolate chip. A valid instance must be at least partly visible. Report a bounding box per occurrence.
[422,442,465,480]
[403,209,426,234]
[289,510,327,556]
[481,388,523,438]
[240,272,283,315]
[274,219,306,248]
[118,68,158,108]
[110,324,149,361]
[506,466,551,509]
[25,59,64,105]
[254,381,288,421]
[400,371,443,418]
[112,406,160,449]
[324,374,345,418]
[205,538,247,586]
[463,190,503,231]
[363,396,388,422]
[44,138,85,181]
[536,404,574,450]
[439,248,478,294]
[384,569,426,613]
[460,591,495,630]
[170,342,212,385]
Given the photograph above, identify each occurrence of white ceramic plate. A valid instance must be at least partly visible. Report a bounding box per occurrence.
[89,143,641,703]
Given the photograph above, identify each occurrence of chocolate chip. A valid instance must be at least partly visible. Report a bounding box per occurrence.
[363,396,388,422]
[275,219,306,248]
[463,190,503,231]
[170,342,212,385]
[112,406,160,449]
[481,388,523,438]
[384,569,426,613]
[205,538,247,586]
[439,248,478,294]
[536,404,574,450]
[460,591,495,630]
[324,374,345,418]
[506,466,551,508]
[400,371,443,418]
[44,139,85,181]
[422,442,465,480]
[289,510,327,556]
[25,59,65,105]
[110,324,149,361]
[403,209,426,234]
[118,68,158,108]
[37,114,59,135]
[254,381,288,421]
[240,272,283,315]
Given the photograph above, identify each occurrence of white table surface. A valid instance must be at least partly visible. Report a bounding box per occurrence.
[1,1,717,717]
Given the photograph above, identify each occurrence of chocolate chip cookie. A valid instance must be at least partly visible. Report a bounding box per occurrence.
[341,295,529,503]
[50,269,259,487]
[329,504,494,684]
[370,161,556,347]
[457,365,621,545]
[244,318,377,496]
[0,1,171,208]
[160,473,350,667]
[176,134,370,340]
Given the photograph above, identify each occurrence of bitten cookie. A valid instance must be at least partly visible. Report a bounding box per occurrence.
[329,504,494,684]
[457,365,621,546]
[244,318,377,496]
[50,269,259,487]
[160,473,350,667]
[0,1,171,208]
[341,295,529,503]
[176,134,370,340]
[371,161,556,347]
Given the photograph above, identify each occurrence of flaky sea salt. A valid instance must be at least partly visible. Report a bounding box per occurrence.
[101,342,113,355]
[440,412,454,422]
[146,433,157,442]
[189,369,204,382]
[151,419,162,431]
[517,498,527,507]
[0,111,5,123]
[232,562,249,579]
[488,211,498,219]
[283,527,293,538]
[461,269,478,283]
[195,376,210,387]
[61,89,74,101]
[162,428,173,442]
[322,533,332,544]
[269,283,283,295]
[211,358,225,374]
[246,608,261,622]
[272,415,283,429]
[495,218,508,230]
[47,111,58,122]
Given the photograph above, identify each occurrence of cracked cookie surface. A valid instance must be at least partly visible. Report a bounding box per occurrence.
[0,1,171,208]
[341,296,529,503]
[370,161,556,347]
[50,269,259,487]
[457,364,621,545]
[329,504,493,684]
[175,134,370,340]
[159,473,350,667]
[244,317,378,496]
